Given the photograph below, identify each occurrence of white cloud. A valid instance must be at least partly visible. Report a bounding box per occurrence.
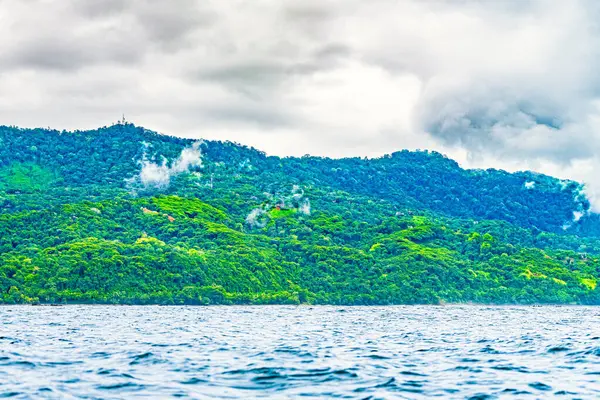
[134,141,203,188]
[2,0,600,205]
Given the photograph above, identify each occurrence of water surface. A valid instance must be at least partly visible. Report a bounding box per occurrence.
[1,305,599,398]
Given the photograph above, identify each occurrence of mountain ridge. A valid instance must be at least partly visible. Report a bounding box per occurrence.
[0,123,592,233]
[1,123,600,305]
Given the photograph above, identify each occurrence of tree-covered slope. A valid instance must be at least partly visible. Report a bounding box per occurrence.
[0,123,591,232]
[1,123,600,304]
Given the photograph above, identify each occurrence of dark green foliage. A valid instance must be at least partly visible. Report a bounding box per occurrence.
[1,123,599,304]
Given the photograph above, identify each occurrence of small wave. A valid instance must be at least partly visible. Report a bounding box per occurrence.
[402,380,425,388]
[42,361,83,367]
[400,371,428,377]
[5,361,36,368]
[96,382,145,391]
[96,368,136,379]
[480,346,500,354]
[224,367,283,376]
[129,352,164,366]
[180,377,208,385]
[0,392,22,398]
[273,346,314,358]
[584,347,600,356]
[555,390,578,395]
[375,377,397,388]
[364,354,391,360]
[490,365,530,374]
[547,345,570,353]
[97,368,113,376]
[60,378,81,384]
[90,351,112,359]
[130,351,153,360]
[222,366,360,388]
[459,358,480,363]
[528,382,552,391]
[467,394,495,400]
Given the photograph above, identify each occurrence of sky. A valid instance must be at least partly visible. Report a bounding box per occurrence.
[2,0,600,206]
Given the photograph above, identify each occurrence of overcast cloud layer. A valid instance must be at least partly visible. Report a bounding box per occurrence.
[2,0,600,207]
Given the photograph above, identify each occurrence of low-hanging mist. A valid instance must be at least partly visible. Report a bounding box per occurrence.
[130,141,204,189]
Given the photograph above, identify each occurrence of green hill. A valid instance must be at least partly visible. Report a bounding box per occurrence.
[1,123,599,305]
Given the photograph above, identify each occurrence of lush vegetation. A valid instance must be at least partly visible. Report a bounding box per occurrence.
[1,123,600,305]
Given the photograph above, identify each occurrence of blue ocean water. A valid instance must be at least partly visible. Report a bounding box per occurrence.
[1,305,599,399]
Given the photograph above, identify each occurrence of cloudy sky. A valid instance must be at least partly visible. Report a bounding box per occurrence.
[2,0,600,204]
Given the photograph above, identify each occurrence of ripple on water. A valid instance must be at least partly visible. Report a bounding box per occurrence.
[529,382,552,391]
[0,392,22,398]
[96,382,146,391]
[0,305,599,398]
[128,351,166,366]
[547,345,571,353]
[180,377,208,385]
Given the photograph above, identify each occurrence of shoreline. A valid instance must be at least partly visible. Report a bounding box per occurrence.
[0,302,591,307]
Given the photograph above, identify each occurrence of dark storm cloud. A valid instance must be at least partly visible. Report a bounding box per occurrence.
[202,104,296,128]
[128,0,217,51]
[6,35,144,71]
[72,0,128,18]
[282,1,336,36]
[198,61,288,91]
[195,44,350,96]
[0,0,214,72]
[283,2,333,22]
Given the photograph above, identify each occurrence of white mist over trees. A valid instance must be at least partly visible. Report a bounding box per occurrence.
[135,141,204,188]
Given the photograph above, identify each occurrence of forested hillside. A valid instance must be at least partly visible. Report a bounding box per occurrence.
[1,123,600,304]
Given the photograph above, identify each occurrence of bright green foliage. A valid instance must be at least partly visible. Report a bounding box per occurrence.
[151,196,227,222]
[0,163,57,192]
[1,124,600,304]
